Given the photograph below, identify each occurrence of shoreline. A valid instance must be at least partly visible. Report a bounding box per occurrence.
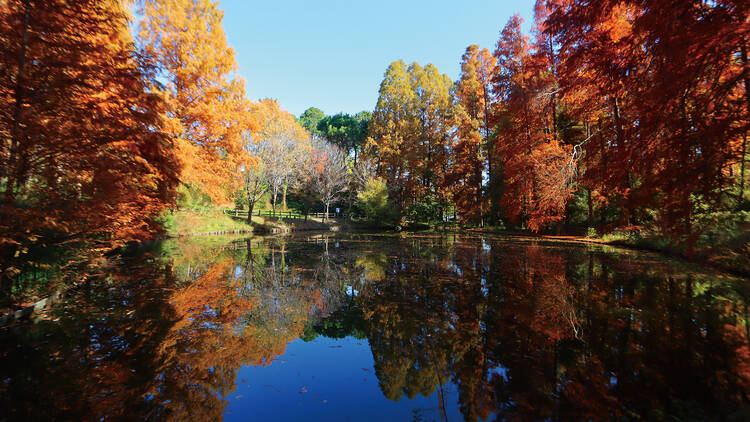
[3,227,746,326]
[426,227,750,279]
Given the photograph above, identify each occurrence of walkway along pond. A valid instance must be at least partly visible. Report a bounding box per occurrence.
[1,233,748,421]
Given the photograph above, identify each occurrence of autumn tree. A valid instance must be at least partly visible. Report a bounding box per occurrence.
[491,14,574,231]
[366,60,453,216]
[408,63,454,211]
[263,122,308,215]
[238,134,268,223]
[244,99,309,214]
[308,141,348,221]
[0,0,179,280]
[447,45,496,225]
[138,0,247,204]
[543,0,749,247]
[366,60,411,208]
[315,111,373,213]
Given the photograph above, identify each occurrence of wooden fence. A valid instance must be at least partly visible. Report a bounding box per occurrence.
[181,207,343,220]
[221,209,340,220]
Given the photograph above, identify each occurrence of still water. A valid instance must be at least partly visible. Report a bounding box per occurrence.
[1,233,748,421]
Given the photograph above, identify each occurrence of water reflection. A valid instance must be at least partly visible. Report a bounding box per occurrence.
[0,234,748,421]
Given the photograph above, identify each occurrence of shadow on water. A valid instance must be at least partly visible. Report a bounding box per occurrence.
[0,233,748,421]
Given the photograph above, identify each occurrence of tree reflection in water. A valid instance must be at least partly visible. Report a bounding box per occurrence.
[0,234,748,421]
[311,235,750,421]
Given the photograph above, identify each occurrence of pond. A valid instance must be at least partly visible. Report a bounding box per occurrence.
[1,233,748,421]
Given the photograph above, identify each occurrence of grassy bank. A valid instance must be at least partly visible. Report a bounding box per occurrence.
[158,209,341,236]
[420,224,750,278]
[161,209,261,237]
[595,231,750,277]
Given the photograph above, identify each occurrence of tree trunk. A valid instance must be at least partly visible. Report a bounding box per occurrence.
[549,36,558,139]
[739,40,749,204]
[247,201,254,224]
[587,188,593,231]
[743,40,750,110]
[477,165,483,227]
[246,238,254,273]
[740,133,747,204]
[611,97,631,204]
[282,182,288,211]
[325,202,329,222]
[272,188,278,216]
[598,120,607,232]
[347,181,354,220]
[612,97,624,150]
[5,0,31,204]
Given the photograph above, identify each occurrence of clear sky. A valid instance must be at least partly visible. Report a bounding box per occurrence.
[220,0,536,117]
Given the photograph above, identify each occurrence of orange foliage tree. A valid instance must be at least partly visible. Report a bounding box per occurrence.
[138,0,248,204]
[0,0,178,277]
[366,60,453,215]
[241,98,309,214]
[447,45,496,225]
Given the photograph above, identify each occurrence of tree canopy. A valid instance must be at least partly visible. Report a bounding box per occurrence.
[299,107,325,137]
[0,0,179,281]
[362,0,748,251]
[1,0,747,288]
[316,111,372,164]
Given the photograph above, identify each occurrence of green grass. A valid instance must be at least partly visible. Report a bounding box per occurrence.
[161,209,262,237]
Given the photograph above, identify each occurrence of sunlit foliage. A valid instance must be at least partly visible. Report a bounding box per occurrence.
[0,0,179,282]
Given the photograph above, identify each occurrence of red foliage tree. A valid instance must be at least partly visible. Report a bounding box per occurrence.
[492,15,574,231]
[544,0,749,247]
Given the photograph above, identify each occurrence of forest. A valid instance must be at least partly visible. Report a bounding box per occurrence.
[0,0,748,291]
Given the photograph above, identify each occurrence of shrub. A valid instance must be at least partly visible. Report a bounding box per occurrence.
[358,178,398,224]
[405,193,446,223]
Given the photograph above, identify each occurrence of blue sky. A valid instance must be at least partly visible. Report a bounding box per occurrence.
[220,0,536,117]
